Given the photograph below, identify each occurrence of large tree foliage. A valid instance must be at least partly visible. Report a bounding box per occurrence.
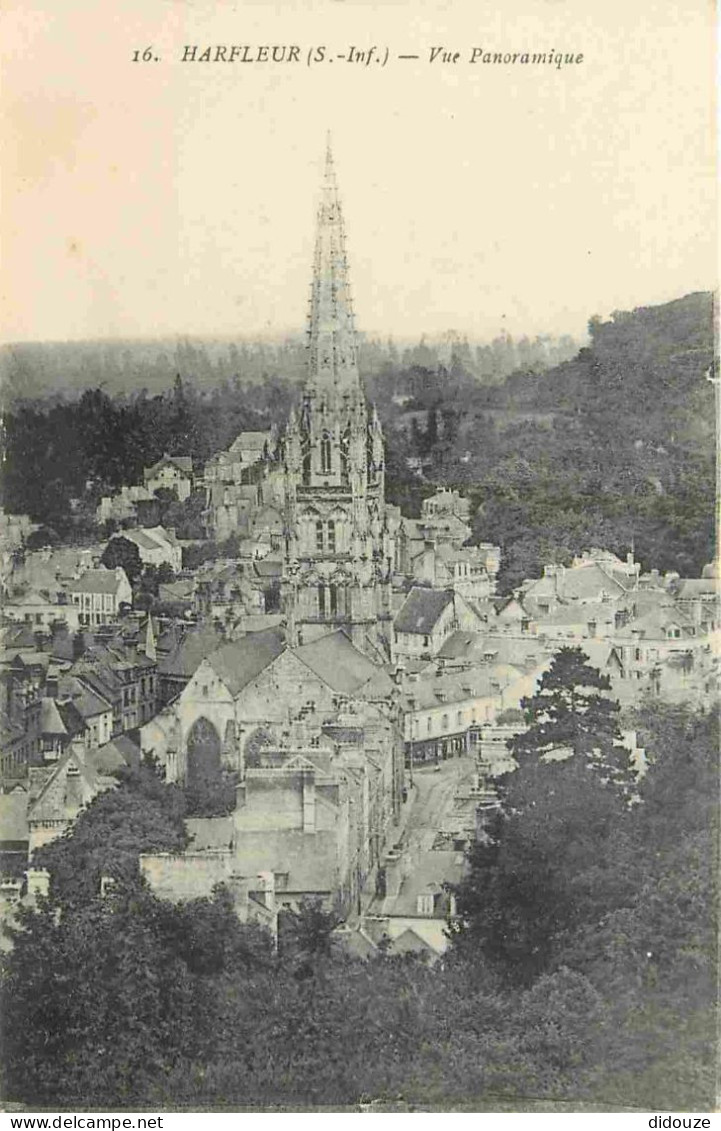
[1,885,272,1105]
[509,646,630,789]
[453,649,638,979]
[99,535,142,585]
[3,694,716,1111]
[33,760,188,906]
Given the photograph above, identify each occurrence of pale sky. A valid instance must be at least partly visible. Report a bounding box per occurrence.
[1,0,716,344]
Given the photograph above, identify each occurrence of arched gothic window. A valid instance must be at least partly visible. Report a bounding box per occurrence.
[321,431,332,473]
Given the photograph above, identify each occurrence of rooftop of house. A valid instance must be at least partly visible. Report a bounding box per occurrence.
[90,733,140,774]
[536,601,620,627]
[0,792,29,843]
[68,569,129,596]
[158,579,195,602]
[228,431,273,453]
[39,696,86,739]
[618,604,696,639]
[158,626,227,679]
[523,562,632,603]
[672,578,719,599]
[434,544,485,566]
[144,454,193,478]
[232,827,338,893]
[28,746,115,825]
[402,665,520,711]
[57,676,113,720]
[394,588,454,635]
[436,630,550,671]
[382,849,465,918]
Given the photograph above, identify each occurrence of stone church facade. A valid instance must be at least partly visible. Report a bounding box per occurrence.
[281,139,395,660]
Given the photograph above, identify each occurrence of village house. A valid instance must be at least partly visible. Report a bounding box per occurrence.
[108,526,182,572]
[2,590,80,632]
[27,739,117,856]
[409,542,499,601]
[393,587,484,663]
[362,847,465,961]
[143,454,194,501]
[96,484,154,526]
[67,568,133,627]
[401,658,547,765]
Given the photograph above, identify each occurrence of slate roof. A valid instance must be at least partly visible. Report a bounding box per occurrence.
[394,588,454,635]
[536,601,617,627]
[436,631,549,671]
[384,849,464,918]
[233,827,338,892]
[68,569,127,595]
[144,454,193,477]
[621,605,694,638]
[435,544,483,565]
[58,676,113,720]
[0,793,29,843]
[207,628,285,695]
[229,431,271,453]
[402,667,515,711]
[293,631,391,697]
[525,563,630,603]
[39,696,86,739]
[158,626,226,679]
[90,734,140,774]
[673,578,718,598]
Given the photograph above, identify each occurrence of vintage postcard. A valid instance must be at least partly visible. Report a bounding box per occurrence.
[0,0,717,1118]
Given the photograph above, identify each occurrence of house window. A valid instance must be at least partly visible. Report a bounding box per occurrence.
[427,718,432,734]
[423,635,430,648]
[456,711,463,727]
[318,585,326,617]
[316,521,324,551]
[329,585,338,617]
[327,520,336,552]
[441,714,449,731]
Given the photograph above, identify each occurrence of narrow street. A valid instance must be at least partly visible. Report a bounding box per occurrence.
[401,754,475,854]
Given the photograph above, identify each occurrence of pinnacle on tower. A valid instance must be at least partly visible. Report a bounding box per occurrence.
[306,136,361,399]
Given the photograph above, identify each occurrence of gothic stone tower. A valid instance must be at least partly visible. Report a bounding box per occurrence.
[282,138,394,658]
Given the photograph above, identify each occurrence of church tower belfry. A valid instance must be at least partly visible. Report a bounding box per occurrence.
[282,136,394,657]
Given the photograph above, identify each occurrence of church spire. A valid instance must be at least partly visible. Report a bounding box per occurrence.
[306,135,361,398]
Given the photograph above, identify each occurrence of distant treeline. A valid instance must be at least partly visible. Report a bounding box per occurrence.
[0,330,579,404]
[1,293,714,591]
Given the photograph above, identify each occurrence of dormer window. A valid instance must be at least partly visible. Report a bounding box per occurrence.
[417,893,435,916]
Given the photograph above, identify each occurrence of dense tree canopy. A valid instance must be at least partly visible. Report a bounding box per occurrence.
[33,760,188,906]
